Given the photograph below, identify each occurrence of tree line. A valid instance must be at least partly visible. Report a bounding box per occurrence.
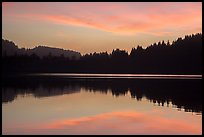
[2,33,202,75]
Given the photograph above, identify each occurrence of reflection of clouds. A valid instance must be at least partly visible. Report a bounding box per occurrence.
[42,111,201,135]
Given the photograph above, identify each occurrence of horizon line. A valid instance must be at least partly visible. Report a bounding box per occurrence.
[2,32,202,56]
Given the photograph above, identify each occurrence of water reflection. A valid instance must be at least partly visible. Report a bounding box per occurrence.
[2,76,202,113]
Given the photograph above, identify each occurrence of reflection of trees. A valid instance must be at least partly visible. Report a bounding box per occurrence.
[2,77,80,103]
[2,77,202,113]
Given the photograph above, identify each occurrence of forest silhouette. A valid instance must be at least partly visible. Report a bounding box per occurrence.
[2,33,202,75]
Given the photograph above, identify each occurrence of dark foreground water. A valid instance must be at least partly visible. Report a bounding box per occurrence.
[2,74,202,135]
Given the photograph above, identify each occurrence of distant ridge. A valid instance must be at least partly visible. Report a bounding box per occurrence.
[2,39,81,60]
[2,33,202,74]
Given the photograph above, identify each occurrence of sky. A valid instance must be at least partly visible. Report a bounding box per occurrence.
[2,2,202,55]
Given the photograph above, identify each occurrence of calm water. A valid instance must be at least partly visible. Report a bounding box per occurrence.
[2,74,202,135]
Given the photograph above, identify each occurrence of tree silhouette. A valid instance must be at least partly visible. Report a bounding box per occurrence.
[2,33,202,75]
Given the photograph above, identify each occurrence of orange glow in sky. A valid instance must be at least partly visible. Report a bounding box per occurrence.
[42,111,201,135]
[2,2,202,54]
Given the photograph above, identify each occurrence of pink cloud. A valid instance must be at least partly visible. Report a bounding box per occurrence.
[2,2,202,36]
[40,111,201,135]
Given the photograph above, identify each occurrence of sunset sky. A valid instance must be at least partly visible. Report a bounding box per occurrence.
[2,2,202,54]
